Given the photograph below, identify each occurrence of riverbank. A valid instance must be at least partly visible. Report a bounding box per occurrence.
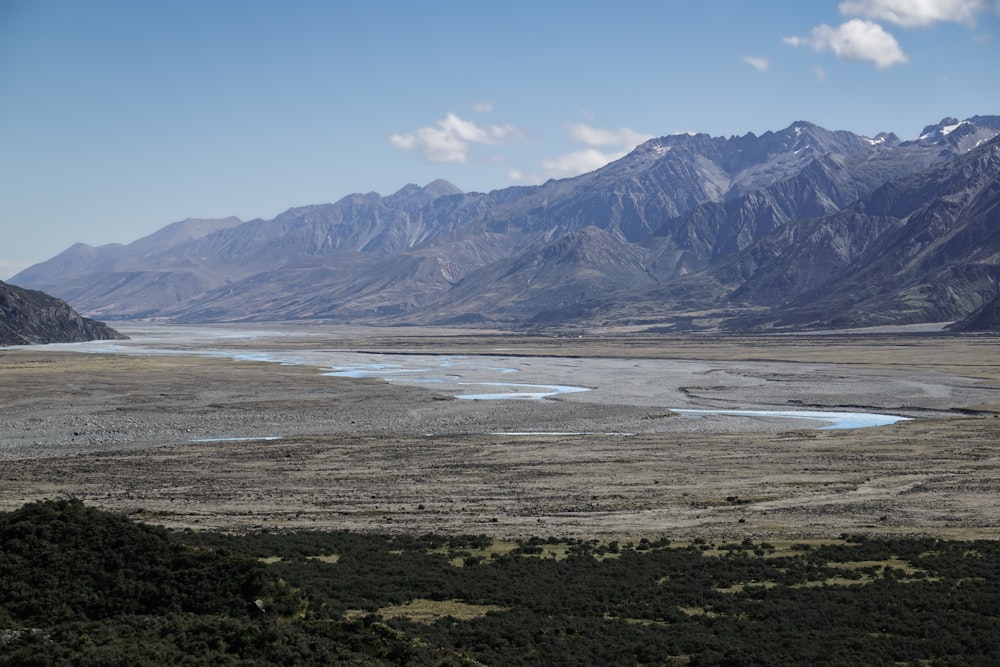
[2,326,998,540]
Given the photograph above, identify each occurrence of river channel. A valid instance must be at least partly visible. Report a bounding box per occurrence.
[25,324,938,432]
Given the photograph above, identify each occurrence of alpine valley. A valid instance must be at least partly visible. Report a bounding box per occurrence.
[13,115,1000,333]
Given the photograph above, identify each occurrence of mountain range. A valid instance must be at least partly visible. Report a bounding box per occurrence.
[12,115,1000,332]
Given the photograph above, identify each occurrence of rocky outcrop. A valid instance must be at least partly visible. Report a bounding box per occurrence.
[0,280,126,346]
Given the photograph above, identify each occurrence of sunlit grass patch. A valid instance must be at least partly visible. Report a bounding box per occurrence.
[716,581,779,594]
[306,554,340,564]
[604,613,671,628]
[434,539,519,567]
[795,577,868,588]
[374,598,509,624]
[826,557,920,575]
[507,541,581,561]
[678,606,724,618]
[745,539,841,557]
[439,538,627,566]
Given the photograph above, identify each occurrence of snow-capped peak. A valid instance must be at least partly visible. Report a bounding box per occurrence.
[940,121,966,137]
[918,117,964,141]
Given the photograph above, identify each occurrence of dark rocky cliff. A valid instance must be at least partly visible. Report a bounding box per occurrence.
[0,280,127,346]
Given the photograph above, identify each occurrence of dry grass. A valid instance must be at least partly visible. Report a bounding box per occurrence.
[349,599,509,624]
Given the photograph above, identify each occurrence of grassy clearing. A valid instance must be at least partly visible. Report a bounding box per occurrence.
[715,581,780,594]
[354,599,509,624]
[678,607,726,618]
[825,557,920,574]
[432,539,520,567]
[435,538,635,567]
[306,554,340,564]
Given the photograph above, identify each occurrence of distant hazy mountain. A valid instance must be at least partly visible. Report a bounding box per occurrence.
[13,115,1000,331]
[0,280,126,346]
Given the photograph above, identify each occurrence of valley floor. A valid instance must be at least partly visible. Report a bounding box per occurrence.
[2,325,998,541]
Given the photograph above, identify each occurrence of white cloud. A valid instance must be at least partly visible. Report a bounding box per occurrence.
[786,0,992,73]
[813,65,829,82]
[805,19,909,67]
[507,169,539,184]
[390,113,521,163]
[471,102,494,112]
[542,148,628,179]
[566,122,654,148]
[743,56,770,71]
[505,121,653,184]
[839,0,987,27]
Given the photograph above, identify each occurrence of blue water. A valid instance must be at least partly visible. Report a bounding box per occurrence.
[455,382,591,400]
[672,409,911,430]
[190,436,283,442]
[32,335,912,431]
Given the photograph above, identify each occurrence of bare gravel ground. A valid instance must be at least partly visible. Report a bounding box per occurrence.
[2,325,998,541]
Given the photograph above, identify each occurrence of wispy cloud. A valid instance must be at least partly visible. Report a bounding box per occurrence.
[540,148,623,179]
[839,0,988,27]
[393,112,653,184]
[565,122,654,149]
[509,121,654,183]
[786,19,909,68]
[390,113,522,163]
[813,65,829,82]
[743,56,770,71]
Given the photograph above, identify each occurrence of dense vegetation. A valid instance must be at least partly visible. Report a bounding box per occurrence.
[0,500,471,666]
[2,500,999,665]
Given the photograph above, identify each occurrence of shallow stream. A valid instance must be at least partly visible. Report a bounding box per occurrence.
[32,326,913,431]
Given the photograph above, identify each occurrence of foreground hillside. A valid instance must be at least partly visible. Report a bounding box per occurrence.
[13,115,1000,331]
[0,499,472,666]
[2,499,998,666]
[0,280,125,346]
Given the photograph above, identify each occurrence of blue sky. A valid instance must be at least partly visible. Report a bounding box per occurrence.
[2,0,999,278]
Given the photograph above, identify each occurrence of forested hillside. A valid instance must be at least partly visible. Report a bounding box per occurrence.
[2,500,998,665]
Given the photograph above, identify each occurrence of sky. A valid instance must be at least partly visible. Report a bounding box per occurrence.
[2,0,999,279]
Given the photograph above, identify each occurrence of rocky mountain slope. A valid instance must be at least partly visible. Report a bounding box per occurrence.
[951,293,1000,331]
[540,133,1000,331]
[0,280,126,346]
[13,115,1000,331]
